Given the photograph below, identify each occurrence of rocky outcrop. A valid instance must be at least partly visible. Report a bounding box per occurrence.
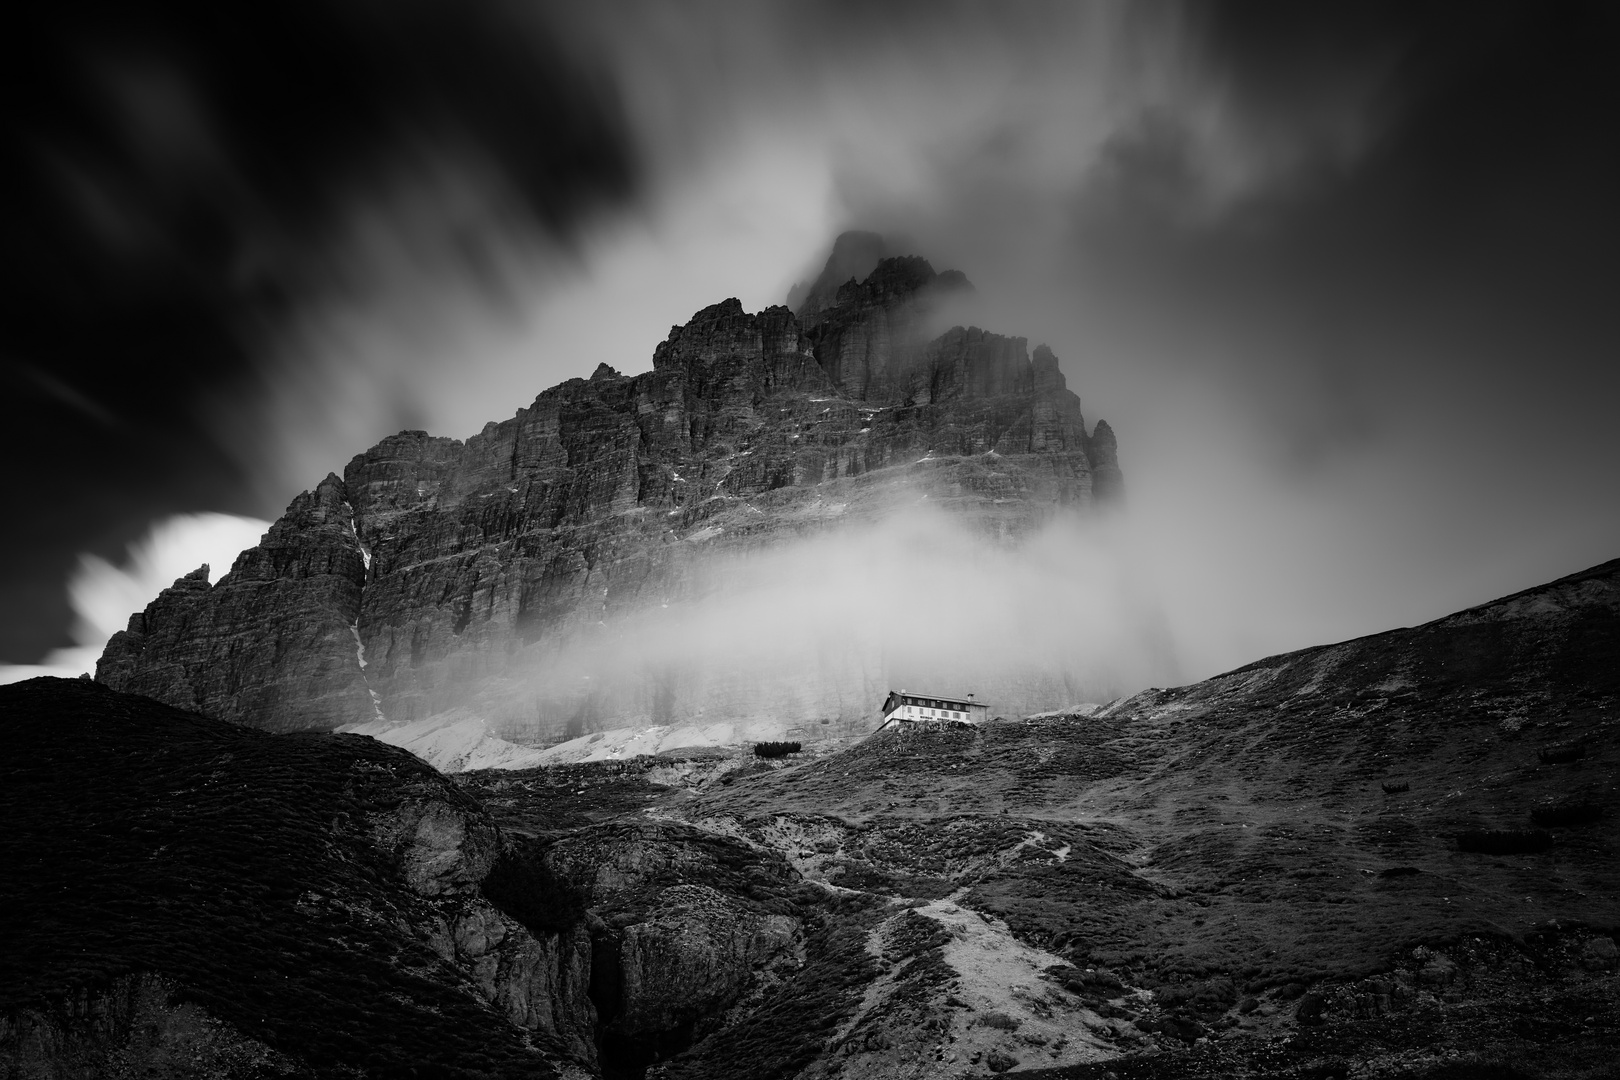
[368,780,501,897]
[797,253,971,402]
[97,235,1124,737]
[346,758,605,1063]
[96,474,370,733]
[434,901,598,1062]
[539,822,803,1075]
[1088,419,1123,503]
[787,229,890,317]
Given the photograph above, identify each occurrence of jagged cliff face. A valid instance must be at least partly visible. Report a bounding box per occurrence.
[98,238,1123,737]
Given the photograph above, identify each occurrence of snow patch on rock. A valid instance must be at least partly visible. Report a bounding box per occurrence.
[536,719,802,763]
[339,711,547,773]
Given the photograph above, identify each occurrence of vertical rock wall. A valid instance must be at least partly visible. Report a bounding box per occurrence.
[97,474,372,732]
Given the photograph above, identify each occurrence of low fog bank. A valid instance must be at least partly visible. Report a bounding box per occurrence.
[463,503,1178,742]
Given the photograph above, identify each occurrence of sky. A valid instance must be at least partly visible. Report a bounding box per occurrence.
[2,1,1617,688]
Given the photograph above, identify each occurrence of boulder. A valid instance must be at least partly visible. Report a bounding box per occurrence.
[1295,992,1329,1025]
[1581,937,1618,971]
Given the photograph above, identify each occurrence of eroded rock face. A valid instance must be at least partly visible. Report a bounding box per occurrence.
[538,821,804,1072]
[366,775,500,897]
[610,885,798,1046]
[97,474,371,733]
[97,237,1123,736]
[788,229,890,317]
[425,901,599,1065]
[359,789,808,1076]
[356,761,604,1066]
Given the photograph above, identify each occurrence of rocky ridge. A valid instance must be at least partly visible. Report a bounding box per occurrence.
[97,236,1122,739]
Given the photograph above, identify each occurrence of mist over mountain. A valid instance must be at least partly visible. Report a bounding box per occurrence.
[7,547,1617,1079]
[5,6,1620,1078]
[7,2,1617,699]
[95,239,1161,744]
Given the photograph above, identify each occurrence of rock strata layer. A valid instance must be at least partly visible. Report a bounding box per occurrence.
[98,236,1124,737]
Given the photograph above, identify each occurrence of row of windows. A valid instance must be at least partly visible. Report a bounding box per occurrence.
[902,697,968,710]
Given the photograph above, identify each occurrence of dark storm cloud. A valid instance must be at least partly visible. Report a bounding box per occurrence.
[1074,0,1620,467]
[1115,0,1620,665]
[0,0,636,660]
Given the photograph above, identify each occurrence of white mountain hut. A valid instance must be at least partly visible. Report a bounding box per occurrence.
[875,689,989,731]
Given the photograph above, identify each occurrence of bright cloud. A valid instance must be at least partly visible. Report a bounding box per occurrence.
[0,513,270,685]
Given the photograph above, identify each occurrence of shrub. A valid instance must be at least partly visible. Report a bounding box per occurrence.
[754,741,802,759]
[1085,969,1124,992]
[1381,781,1410,794]
[1156,978,1234,1017]
[985,1050,1019,1074]
[1160,1015,1206,1041]
[1531,802,1605,828]
[1538,744,1585,765]
[1295,992,1328,1025]
[1456,829,1553,855]
[978,1010,1020,1031]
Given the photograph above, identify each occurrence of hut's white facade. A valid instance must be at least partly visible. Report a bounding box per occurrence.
[877,690,989,729]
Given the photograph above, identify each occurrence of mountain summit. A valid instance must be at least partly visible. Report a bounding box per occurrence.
[97,236,1123,740]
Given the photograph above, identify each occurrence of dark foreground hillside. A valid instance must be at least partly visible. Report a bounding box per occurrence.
[0,677,592,1079]
[5,556,1618,1080]
[0,679,883,1080]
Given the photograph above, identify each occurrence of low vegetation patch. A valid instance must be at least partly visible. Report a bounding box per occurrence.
[1456,829,1554,855]
[1,679,568,1079]
[458,760,672,833]
[977,1010,1021,1031]
[1530,802,1605,828]
[1155,976,1238,1018]
[754,741,802,759]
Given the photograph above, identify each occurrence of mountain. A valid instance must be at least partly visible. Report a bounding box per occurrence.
[95,236,1125,742]
[10,557,1617,1079]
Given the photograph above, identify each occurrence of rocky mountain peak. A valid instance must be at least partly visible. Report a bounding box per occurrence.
[831,253,935,306]
[787,229,889,315]
[98,237,1126,738]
